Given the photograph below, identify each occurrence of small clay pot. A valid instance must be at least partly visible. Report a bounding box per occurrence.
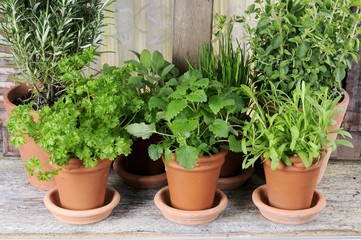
[3,85,56,190]
[54,158,112,210]
[263,157,321,210]
[154,186,228,225]
[164,149,227,211]
[44,186,120,224]
[252,184,326,224]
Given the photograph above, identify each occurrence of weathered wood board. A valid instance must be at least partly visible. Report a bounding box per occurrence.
[172,0,214,73]
[0,158,360,239]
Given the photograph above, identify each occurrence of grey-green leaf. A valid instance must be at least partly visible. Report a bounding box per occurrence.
[175,145,199,170]
[125,123,156,140]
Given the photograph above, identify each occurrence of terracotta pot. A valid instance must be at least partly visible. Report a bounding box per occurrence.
[219,151,243,177]
[263,157,321,210]
[163,149,227,211]
[53,158,112,210]
[3,85,56,190]
[113,155,167,188]
[123,136,164,176]
[328,90,349,140]
[318,90,350,184]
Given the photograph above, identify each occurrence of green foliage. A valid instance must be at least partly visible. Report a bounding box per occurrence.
[240,81,353,170]
[194,13,250,88]
[0,0,113,108]
[7,49,144,180]
[245,0,361,96]
[126,69,245,170]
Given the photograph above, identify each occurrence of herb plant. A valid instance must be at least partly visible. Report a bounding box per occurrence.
[7,49,144,180]
[0,0,113,109]
[126,70,245,170]
[240,81,353,170]
[245,0,361,96]
[195,13,250,88]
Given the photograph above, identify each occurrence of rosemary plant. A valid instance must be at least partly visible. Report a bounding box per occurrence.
[0,0,113,109]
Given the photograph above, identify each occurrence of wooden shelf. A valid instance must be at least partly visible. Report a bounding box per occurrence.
[0,158,360,239]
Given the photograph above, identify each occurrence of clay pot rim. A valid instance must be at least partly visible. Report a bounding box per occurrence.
[218,167,254,191]
[252,184,326,224]
[53,158,112,173]
[154,186,228,225]
[113,157,167,188]
[164,148,228,171]
[44,186,120,219]
[262,156,322,172]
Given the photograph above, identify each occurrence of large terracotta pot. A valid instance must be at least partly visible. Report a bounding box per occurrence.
[164,149,227,211]
[3,85,56,190]
[263,157,321,210]
[317,90,350,184]
[124,136,164,176]
[54,158,112,210]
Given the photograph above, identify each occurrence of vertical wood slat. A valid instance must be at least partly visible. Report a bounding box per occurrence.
[172,0,214,73]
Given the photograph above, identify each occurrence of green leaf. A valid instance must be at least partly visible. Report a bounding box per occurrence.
[297,42,308,58]
[161,64,175,78]
[125,123,156,139]
[336,68,346,82]
[209,96,235,114]
[209,119,229,138]
[228,135,242,152]
[165,99,187,121]
[175,145,199,170]
[148,144,163,160]
[186,90,207,102]
[152,50,165,72]
[148,96,167,110]
[140,49,151,68]
[164,148,172,163]
[169,118,198,134]
[290,126,299,150]
[335,139,354,148]
[257,17,270,29]
[193,78,209,87]
[272,34,283,49]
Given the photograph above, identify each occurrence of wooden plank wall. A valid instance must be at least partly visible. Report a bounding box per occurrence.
[172,0,214,73]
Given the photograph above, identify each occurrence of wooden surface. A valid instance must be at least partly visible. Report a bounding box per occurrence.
[172,0,214,73]
[0,158,360,239]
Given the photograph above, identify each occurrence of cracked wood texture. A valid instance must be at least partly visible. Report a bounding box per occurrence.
[0,158,360,239]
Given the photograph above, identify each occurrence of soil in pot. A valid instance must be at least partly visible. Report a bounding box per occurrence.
[263,157,321,210]
[54,158,112,210]
[3,85,56,190]
[164,149,227,211]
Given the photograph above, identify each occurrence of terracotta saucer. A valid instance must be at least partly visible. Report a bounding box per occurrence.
[218,167,254,190]
[44,186,120,224]
[154,186,228,225]
[252,184,326,224]
[113,157,167,188]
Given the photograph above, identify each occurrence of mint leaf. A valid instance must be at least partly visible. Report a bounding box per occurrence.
[140,49,151,68]
[175,145,199,170]
[209,96,235,114]
[125,123,156,139]
[148,144,163,160]
[209,119,229,138]
[165,99,187,121]
[228,135,242,152]
[186,90,207,102]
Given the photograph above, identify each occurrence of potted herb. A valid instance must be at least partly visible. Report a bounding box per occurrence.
[244,0,361,183]
[240,81,352,222]
[8,49,144,221]
[126,69,243,223]
[194,14,253,189]
[0,0,112,189]
[112,49,178,189]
